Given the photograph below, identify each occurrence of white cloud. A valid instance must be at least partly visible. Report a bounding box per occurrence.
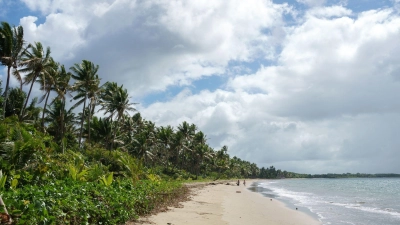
[141,6,400,173]
[18,0,289,96]
[20,15,86,60]
[306,5,352,18]
[9,1,400,173]
[297,0,327,7]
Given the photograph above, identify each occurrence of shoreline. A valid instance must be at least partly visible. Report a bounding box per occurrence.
[249,179,321,221]
[129,180,321,225]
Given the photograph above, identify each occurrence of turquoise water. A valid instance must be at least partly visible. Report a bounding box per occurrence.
[251,178,400,225]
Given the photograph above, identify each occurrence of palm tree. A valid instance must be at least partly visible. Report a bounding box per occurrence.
[118,115,137,151]
[18,42,54,120]
[37,59,58,131]
[133,130,153,165]
[45,99,77,152]
[214,145,230,179]
[70,60,100,147]
[194,131,207,145]
[171,131,184,169]
[22,97,42,125]
[177,121,196,169]
[99,82,137,150]
[87,82,103,144]
[192,144,212,178]
[0,22,24,119]
[50,64,71,150]
[100,82,137,122]
[178,121,196,143]
[90,116,114,149]
[156,125,174,165]
[3,87,26,118]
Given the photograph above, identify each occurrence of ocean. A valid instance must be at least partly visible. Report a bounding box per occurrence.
[250,178,400,225]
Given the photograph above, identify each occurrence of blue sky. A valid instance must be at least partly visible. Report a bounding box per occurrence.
[1,1,39,24]
[2,0,400,174]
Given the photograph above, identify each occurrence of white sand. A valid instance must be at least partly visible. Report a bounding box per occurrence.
[129,180,321,225]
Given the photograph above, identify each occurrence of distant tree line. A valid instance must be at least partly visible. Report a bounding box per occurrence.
[296,173,400,179]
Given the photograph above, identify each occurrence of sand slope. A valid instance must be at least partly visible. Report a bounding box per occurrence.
[129,181,321,225]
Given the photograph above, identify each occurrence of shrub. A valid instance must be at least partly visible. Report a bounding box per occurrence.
[2,179,184,225]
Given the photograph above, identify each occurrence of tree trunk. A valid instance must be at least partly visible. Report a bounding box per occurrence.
[111,124,116,151]
[78,95,87,148]
[88,102,96,144]
[2,66,11,119]
[87,101,91,144]
[20,74,37,120]
[61,100,65,153]
[111,117,121,151]
[41,91,50,132]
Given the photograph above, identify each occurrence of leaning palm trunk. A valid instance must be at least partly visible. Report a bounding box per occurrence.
[111,122,117,151]
[20,73,38,119]
[2,66,11,119]
[41,91,51,132]
[60,100,65,153]
[87,104,91,144]
[78,96,87,148]
[87,100,95,143]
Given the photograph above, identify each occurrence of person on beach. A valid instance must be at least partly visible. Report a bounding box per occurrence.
[237,180,240,186]
[243,180,246,186]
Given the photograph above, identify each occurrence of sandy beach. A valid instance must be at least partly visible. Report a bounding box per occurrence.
[130,180,321,225]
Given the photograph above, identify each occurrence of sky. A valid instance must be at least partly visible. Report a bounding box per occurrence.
[1,0,400,174]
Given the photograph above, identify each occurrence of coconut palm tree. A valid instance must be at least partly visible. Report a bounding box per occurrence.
[177,121,197,169]
[45,99,77,152]
[0,22,25,119]
[22,97,42,126]
[18,42,54,120]
[99,82,137,150]
[3,87,26,118]
[171,131,184,169]
[70,60,100,147]
[118,115,137,151]
[90,116,114,150]
[156,125,175,165]
[214,145,230,179]
[100,82,137,122]
[50,64,71,150]
[177,121,196,143]
[36,59,58,131]
[133,130,153,166]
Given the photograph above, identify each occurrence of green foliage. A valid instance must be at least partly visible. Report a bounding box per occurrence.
[116,151,143,183]
[0,117,48,171]
[87,162,109,182]
[84,145,124,172]
[0,170,7,191]
[162,166,194,180]
[10,174,19,190]
[67,164,87,181]
[4,88,26,118]
[99,172,113,186]
[2,179,184,224]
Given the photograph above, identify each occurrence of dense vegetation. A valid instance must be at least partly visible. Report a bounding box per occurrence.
[0,21,272,224]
